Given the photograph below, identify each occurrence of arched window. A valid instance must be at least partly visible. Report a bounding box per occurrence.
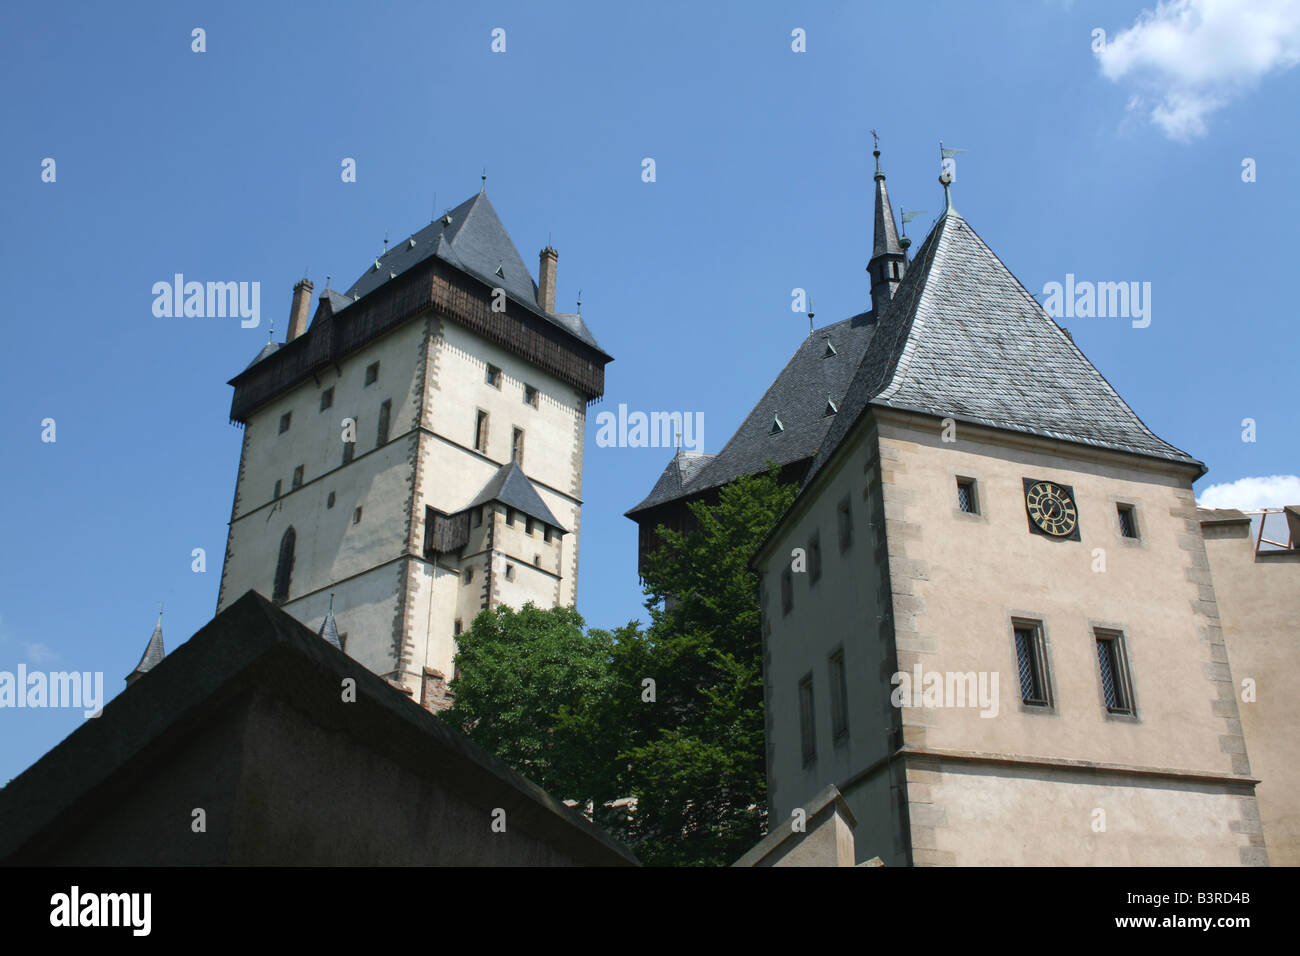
[273,527,296,604]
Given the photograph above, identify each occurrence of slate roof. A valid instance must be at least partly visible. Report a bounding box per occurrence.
[129,616,165,679]
[338,192,604,353]
[244,340,282,369]
[803,207,1204,488]
[627,312,878,515]
[468,461,566,531]
[318,608,343,650]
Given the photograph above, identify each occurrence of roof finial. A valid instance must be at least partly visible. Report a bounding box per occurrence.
[328,591,335,612]
[576,289,582,315]
[807,295,815,335]
[157,601,164,624]
[938,140,965,215]
[481,168,487,194]
[871,128,883,180]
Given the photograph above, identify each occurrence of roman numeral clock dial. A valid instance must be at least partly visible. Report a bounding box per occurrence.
[1023,478,1080,541]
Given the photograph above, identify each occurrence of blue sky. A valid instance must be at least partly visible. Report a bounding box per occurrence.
[2,0,1297,784]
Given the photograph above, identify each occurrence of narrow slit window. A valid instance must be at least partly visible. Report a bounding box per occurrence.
[799,674,816,765]
[377,399,391,447]
[474,410,489,453]
[1013,622,1051,707]
[829,649,848,742]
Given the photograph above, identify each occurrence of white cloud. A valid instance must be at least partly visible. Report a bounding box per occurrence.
[22,642,59,665]
[1096,0,1300,140]
[1197,474,1300,509]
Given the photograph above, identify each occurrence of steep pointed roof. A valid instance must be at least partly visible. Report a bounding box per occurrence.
[805,208,1204,488]
[126,615,165,684]
[244,340,282,369]
[341,192,603,352]
[871,154,903,259]
[627,312,878,516]
[318,608,342,651]
[468,461,566,530]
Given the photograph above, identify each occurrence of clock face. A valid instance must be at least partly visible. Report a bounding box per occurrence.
[1025,480,1079,538]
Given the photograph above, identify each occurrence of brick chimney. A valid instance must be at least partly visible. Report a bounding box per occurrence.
[288,278,314,341]
[537,247,557,313]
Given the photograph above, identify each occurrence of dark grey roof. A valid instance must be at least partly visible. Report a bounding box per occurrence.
[341,192,604,353]
[468,461,566,531]
[872,167,902,259]
[245,340,282,369]
[323,289,355,314]
[627,313,878,516]
[804,209,1203,488]
[318,609,342,650]
[129,617,165,677]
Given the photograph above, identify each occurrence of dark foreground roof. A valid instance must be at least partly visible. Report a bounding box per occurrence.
[628,312,878,515]
[0,591,636,866]
[468,461,566,531]
[805,208,1204,488]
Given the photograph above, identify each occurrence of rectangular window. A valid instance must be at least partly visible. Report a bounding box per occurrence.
[292,465,303,490]
[423,505,436,558]
[506,508,515,527]
[829,649,849,742]
[377,399,391,447]
[465,567,474,584]
[454,619,463,637]
[365,362,379,386]
[957,478,978,514]
[544,525,553,543]
[808,532,822,584]
[343,418,357,464]
[353,506,362,525]
[320,388,333,411]
[273,479,282,499]
[781,567,794,616]
[837,496,853,552]
[475,410,488,453]
[279,412,292,434]
[1013,621,1051,707]
[473,507,483,529]
[486,364,502,388]
[526,517,535,536]
[1096,630,1136,715]
[524,384,538,408]
[512,427,524,465]
[1118,504,1139,539]
[799,674,816,766]
[505,564,515,581]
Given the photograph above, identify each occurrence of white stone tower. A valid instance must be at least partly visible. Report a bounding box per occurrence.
[216,192,612,707]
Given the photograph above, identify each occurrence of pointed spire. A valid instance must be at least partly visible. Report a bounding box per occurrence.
[318,593,343,651]
[125,607,166,686]
[867,133,906,316]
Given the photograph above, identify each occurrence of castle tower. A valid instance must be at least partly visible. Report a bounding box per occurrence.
[216,192,612,705]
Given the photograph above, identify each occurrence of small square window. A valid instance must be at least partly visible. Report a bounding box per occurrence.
[781,567,794,616]
[1118,504,1139,539]
[837,497,853,552]
[279,412,292,434]
[327,491,335,509]
[505,564,515,581]
[957,478,978,514]
[365,362,379,386]
[524,385,538,408]
[486,364,502,388]
[808,532,822,584]
[292,465,304,489]
[1013,621,1051,707]
[798,674,816,766]
[320,388,334,411]
[1096,630,1136,715]
[273,479,282,499]
[353,506,362,525]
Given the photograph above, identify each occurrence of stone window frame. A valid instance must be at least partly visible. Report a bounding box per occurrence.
[1109,494,1146,550]
[1007,613,1056,715]
[949,466,987,523]
[485,363,503,389]
[523,384,539,408]
[1090,620,1142,722]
